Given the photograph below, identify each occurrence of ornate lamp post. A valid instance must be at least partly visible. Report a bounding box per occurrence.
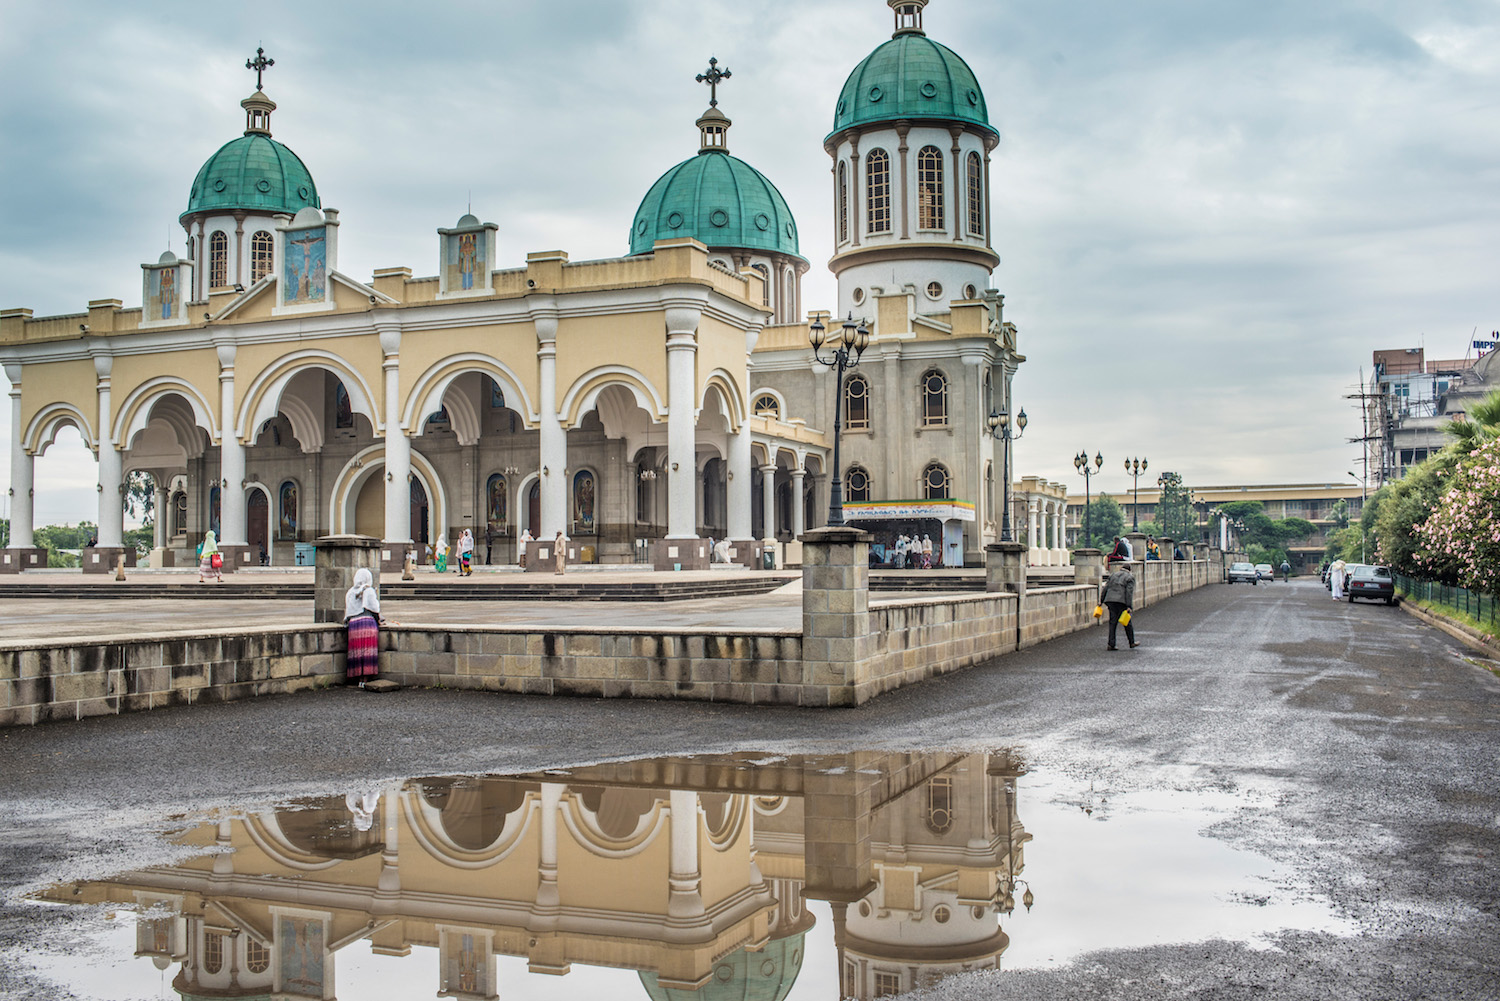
[810,313,868,527]
[1073,450,1103,548]
[1124,456,1147,531]
[986,406,1028,542]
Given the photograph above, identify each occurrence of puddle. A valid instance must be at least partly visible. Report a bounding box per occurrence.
[22,751,1352,999]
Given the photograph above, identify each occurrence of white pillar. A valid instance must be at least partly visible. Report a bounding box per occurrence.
[1027,498,1039,548]
[153,483,168,548]
[665,306,700,540]
[216,343,246,547]
[759,464,777,539]
[533,782,563,927]
[378,325,411,544]
[727,424,752,539]
[791,467,806,537]
[94,352,124,547]
[535,311,567,539]
[666,789,709,935]
[5,365,33,549]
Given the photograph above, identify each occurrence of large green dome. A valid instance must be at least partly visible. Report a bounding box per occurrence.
[629,151,802,261]
[182,133,320,220]
[828,33,994,140]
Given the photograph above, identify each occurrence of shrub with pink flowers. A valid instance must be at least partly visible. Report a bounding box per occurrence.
[1414,437,1500,594]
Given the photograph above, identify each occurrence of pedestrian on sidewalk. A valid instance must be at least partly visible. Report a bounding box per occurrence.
[434,536,449,573]
[197,530,222,584]
[343,567,381,686]
[1099,554,1138,650]
[518,529,532,569]
[1280,559,1291,582]
[1330,557,1346,600]
[553,531,567,574]
[457,529,474,576]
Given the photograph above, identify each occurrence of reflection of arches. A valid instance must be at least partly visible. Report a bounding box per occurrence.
[23,403,96,454]
[561,787,667,857]
[237,351,380,441]
[328,445,447,541]
[699,793,748,850]
[402,781,537,869]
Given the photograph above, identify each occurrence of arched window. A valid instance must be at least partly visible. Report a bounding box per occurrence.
[845,465,871,503]
[866,149,891,234]
[247,939,270,974]
[923,462,951,500]
[785,269,796,321]
[203,931,224,974]
[967,151,984,236]
[753,394,780,418]
[249,230,274,283]
[751,263,770,306]
[917,146,944,230]
[921,370,948,426]
[844,374,870,430]
[837,160,849,243]
[208,231,228,289]
[925,776,955,834]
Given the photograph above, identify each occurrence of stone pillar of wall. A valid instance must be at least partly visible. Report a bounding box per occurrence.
[314,534,382,623]
[1159,536,1175,559]
[800,525,873,707]
[985,541,1027,597]
[1072,548,1104,587]
[1125,531,1147,561]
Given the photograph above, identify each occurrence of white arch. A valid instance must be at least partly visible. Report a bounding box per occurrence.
[275,392,324,453]
[236,350,380,441]
[416,380,481,445]
[559,365,666,428]
[699,368,747,430]
[113,378,218,446]
[24,403,96,454]
[327,444,448,541]
[402,354,536,432]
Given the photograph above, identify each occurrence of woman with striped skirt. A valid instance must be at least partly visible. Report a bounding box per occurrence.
[343,568,381,685]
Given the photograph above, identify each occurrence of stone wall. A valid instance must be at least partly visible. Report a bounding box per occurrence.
[1019,584,1097,649]
[862,593,1017,702]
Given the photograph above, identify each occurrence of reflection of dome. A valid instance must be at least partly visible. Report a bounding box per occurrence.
[639,930,805,1001]
[828,33,993,140]
[628,151,802,260]
[183,133,320,220]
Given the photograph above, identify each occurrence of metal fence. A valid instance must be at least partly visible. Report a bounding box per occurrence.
[1395,574,1499,629]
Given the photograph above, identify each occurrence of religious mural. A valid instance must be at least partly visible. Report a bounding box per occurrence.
[209,486,221,538]
[445,230,485,291]
[334,382,353,429]
[277,916,326,997]
[486,473,507,533]
[574,470,596,534]
[145,266,177,321]
[278,480,298,539]
[489,377,505,410]
[283,226,327,304]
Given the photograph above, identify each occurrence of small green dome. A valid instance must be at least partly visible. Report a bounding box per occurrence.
[829,33,994,140]
[182,134,320,220]
[640,932,805,1001]
[629,151,802,261]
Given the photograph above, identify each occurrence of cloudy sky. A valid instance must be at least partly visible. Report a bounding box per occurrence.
[2,0,1497,526]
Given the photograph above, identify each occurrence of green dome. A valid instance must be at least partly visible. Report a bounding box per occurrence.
[829,33,994,140]
[629,151,802,261]
[640,932,805,1001]
[182,134,320,220]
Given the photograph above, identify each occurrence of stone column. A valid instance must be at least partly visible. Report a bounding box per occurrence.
[665,789,712,941]
[2,364,44,573]
[800,525,874,707]
[213,342,249,571]
[532,782,564,930]
[534,309,567,540]
[664,307,699,541]
[985,540,1027,595]
[727,423,752,541]
[1125,531,1147,562]
[313,534,381,624]
[1027,499,1040,561]
[1159,537,1175,560]
[1072,548,1104,588]
[791,467,806,537]
[153,483,169,549]
[95,353,122,547]
[380,324,413,571]
[759,463,777,540]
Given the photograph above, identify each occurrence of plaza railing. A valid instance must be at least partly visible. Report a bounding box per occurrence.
[1394,573,1498,631]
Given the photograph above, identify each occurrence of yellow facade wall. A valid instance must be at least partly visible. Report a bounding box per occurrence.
[556,827,671,913]
[556,312,669,424]
[695,316,749,426]
[234,334,385,433]
[109,349,222,439]
[398,320,540,423]
[19,359,100,448]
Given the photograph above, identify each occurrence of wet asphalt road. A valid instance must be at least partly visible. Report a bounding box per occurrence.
[0,578,1497,999]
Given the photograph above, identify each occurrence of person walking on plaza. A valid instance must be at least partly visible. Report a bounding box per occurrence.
[343,567,381,686]
[1280,559,1291,582]
[1330,557,1347,600]
[921,534,934,569]
[518,529,532,569]
[434,536,449,573]
[457,529,474,576]
[1099,554,1138,650]
[197,529,222,584]
[553,531,566,574]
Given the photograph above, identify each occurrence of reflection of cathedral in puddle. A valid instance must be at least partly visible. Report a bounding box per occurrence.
[45,752,1029,999]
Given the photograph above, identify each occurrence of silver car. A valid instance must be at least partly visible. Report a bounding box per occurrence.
[1227,561,1259,584]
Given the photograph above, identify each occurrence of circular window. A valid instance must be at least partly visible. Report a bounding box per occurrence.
[934,905,951,924]
[920,82,938,98]
[785,222,795,238]
[967,88,980,106]
[716,965,733,983]
[837,99,846,116]
[212,178,226,192]
[926,281,944,300]
[636,219,648,235]
[754,213,770,231]
[190,186,197,199]
[852,287,866,305]
[858,901,872,917]
[760,959,777,976]
[971,905,987,920]
[298,185,310,199]
[666,211,684,229]
[964,283,978,299]
[255,178,272,193]
[868,85,883,103]
[710,209,730,227]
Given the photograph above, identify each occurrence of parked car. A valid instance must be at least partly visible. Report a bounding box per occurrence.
[1347,565,1395,604]
[1227,561,1259,584]
[1255,563,1274,581]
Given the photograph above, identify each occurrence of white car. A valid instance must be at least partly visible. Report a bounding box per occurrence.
[1227,562,1259,584]
[1255,563,1274,581]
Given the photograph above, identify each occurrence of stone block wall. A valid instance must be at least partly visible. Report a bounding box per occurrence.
[864,594,1017,703]
[1019,584,1097,649]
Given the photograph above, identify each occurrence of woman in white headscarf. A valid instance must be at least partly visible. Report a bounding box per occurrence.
[343,567,381,684]
[457,529,475,576]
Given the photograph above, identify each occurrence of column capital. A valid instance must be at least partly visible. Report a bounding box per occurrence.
[376,320,403,357]
[214,340,237,369]
[664,303,702,337]
[2,362,20,385]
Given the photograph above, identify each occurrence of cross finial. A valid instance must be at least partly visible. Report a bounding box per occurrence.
[246,47,274,91]
[695,56,731,108]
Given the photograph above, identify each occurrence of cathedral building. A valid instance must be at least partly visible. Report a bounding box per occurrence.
[0,0,1024,573]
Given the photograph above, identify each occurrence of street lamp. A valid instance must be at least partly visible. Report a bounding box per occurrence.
[1347,470,1367,562]
[1123,456,1147,531]
[1073,450,1103,548]
[810,312,869,527]
[987,406,1028,542]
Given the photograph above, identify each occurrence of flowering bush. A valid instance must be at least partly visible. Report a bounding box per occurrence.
[1414,437,1500,593]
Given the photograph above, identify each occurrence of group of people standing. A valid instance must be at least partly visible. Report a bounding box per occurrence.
[890,534,936,569]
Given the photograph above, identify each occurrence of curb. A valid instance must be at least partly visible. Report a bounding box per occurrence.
[1399,599,1500,661]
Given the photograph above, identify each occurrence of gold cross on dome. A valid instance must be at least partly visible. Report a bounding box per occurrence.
[695,57,731,107]
[246,47,274,90]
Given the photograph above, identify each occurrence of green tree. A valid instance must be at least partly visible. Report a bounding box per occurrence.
[124,525,154,557]
[1247,543,1288,569]
[1328,498,1350,530]
[1079,494,1126,551]
[125,470,155,521]
[0,517,7,548]
[1370,454,1460,579]
[1325,525,1364,564]
[1442,387,1500,453]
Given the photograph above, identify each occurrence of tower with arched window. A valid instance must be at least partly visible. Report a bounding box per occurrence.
[824,0,999,320]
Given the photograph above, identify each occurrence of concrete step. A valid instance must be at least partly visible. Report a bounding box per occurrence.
[0,576,790,602]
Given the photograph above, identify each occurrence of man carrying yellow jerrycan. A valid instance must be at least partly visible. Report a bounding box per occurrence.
[1094,554,1139,651]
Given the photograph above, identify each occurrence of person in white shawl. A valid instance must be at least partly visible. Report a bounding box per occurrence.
[343,568,382,684]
